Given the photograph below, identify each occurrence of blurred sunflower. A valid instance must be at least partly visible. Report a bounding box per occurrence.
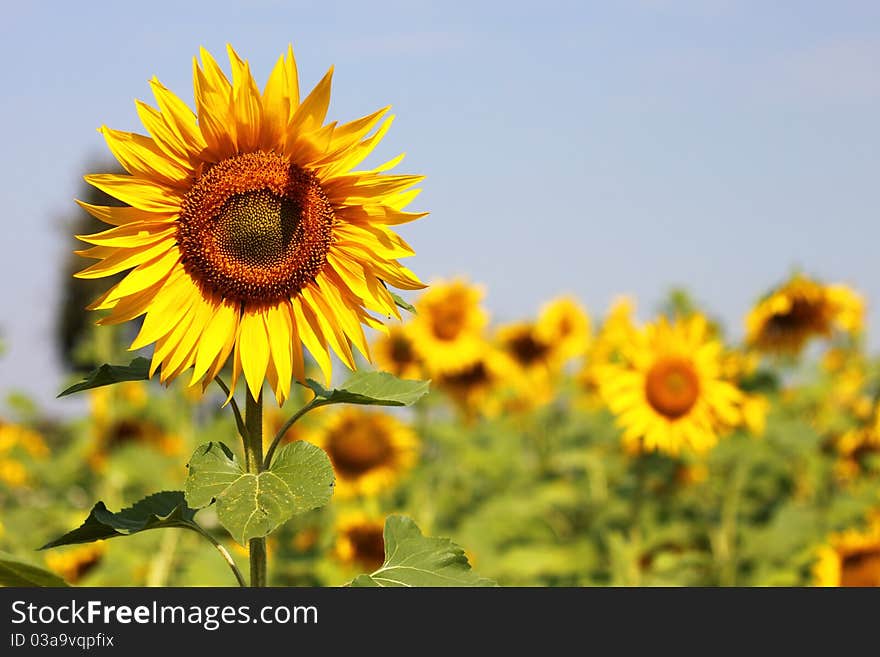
[45,544,106,584]
[408,279,488,376]
[333,511,386,572]
[497,322,559,374]
[814,514,880,586]
[436,345,519,418]
[494,320,563,410]
[535,296,591,362]
[0,422,49,487]
[372,324,424,380]
[746,274,864,355]
[75,44,425,405]
[598,314,744,454]
[87,389,182,469]
[740,394,770,437]
[831,406,880,481]
[578,296,638,398]
[88,417,183,471]
[310,409,417,497]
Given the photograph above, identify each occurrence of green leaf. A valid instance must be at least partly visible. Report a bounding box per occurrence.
[0,552,70,587]
[350,515,497,587]
[57,357,150,397]
[390,291,417,315]
[185,441,334,544]
[40,491,198,549]
[183,442,241,509]
[304,371,430,408]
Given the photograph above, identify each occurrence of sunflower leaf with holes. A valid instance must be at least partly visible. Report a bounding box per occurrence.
[350,515,496,587]
[185,441,335,544]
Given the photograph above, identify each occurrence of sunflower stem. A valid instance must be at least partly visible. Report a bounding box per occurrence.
[716,456,747,586]
[245,387,267,587]
[263,398,322,469]
[627,453,648,586]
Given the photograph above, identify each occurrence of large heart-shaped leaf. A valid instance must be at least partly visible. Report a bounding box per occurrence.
[350,515,497,587]
[304,371,429,408]
[185,441,334,544]
[58,357,150,397]
[0,552,70,587]
[40,491,198,549]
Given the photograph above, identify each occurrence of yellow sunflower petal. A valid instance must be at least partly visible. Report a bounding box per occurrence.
[99,126,191,186]
[238,309,271,400]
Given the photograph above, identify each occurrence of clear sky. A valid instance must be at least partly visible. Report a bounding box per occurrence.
[2,0,879,413]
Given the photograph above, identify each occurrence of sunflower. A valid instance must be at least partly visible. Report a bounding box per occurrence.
[814,513,880,586]
[578,296,638,396]
[740,393,769,437]
[371,324,424,380]
[436,345,520,418]
[408,279,488,376]
[333,511,386,572]
[830,404,880,481]
[0,422,49,488]
[496,322,558,373]
[535,296,591,362]
[491,321,561,410]
[597,314,744,455]
[45,544,106,584]
[310,408,417,497]
[88,389,182,469]
[745,274,864,355]
[75,45,426,405]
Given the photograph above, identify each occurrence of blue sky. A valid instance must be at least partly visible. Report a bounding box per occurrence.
[2,1,880,412]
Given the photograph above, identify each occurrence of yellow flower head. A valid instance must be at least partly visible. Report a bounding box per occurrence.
[310,408,418,498]
[408,279,488,376]
[578,296,638,401]
[0,422,49,459]
[830,403,880,481]
[88,417,182,471]
[371,324,424,380]
[333,511,386,572]
[598,314,745,455]
[45,544,106,585]
[75,45,426,405]
[814,512,880,587]
[746,274,864,355]
[436,344,520,418]
[534,296,591,362]
[496,321,558,373]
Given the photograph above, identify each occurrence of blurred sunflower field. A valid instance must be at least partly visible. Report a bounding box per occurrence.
[3,266,880,586]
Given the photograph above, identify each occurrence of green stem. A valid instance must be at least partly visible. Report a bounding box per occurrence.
[245,387,267,587]
[263,399,321,469]
[717,459,747,586]
[628,453,648,586]
[188,526,247,587]
[145,528,180,587]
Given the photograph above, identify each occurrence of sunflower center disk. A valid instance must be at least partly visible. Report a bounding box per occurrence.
[347,527,386,569]
[645,358,700,419]
[214,190,301,268]
[327,428,393,477]
[389,335,416,364]
[840,548,880,587]
[177,152,335,304]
